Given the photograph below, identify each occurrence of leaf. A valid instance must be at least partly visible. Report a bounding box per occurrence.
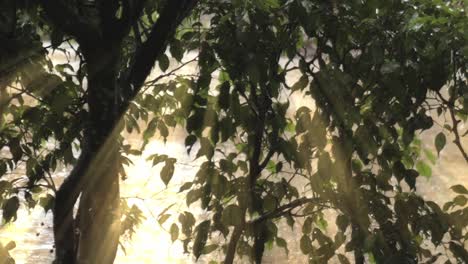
[453,195,467,207]
[316,215,328,231]
[218,82,230,110]
[170,39,184,61]
[196,137,214,160]
[302,217,313,234]
[336,215,349,231]
[291,75,309,92]
[39,194,55,213]
[158,122,169,139]
[253,0,280,10]
[443,201,454,211]
[5,241,16,251]
[435,132,446,156]
[404,169,419,190]
[193,220,211,260]
[147,154,167,167]
[449,241,468,262]
[187,110,204,133]
[202,244,218,254]
[450,185,468,195]
[160,158,176,186]
[170,223,179,242]
[186,188,202,207]
[334,232,346,248]
[424,149,437,164]
[185,135,197,153]
[55,63,74,72]
[158,214,171,225]
[276,237,289,255]
[158,54,170,72]
[179,212,196,236]
[178,182,193,193]
[415,161,432,178]
[2,196,19,222]
[221,204,243,226]
[300,235,312,254]
[275,162,283,173]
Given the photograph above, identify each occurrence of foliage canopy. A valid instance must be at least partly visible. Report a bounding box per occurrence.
[0,0,467,263]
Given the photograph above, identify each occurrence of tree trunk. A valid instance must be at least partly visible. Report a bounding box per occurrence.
[53,44,122,264]
[76,46,122,264]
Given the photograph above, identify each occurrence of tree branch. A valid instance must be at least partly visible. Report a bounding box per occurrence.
[249,197,320,224]
[448,106,468,162]
[121,0,199,106]
[436,90,468,162]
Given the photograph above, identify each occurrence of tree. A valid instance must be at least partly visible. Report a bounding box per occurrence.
[0,0,467,264]
[1,0,198,263]
[160,1,468,264]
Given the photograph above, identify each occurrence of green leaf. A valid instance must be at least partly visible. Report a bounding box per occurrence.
[275,162,283,173]
[158,122,169,139]
[300,235,312,254]
[186,188,202,207]
[449,241,468,262]
[415,161,432,178]
[148,154,167,167]
[178,182,193,193]
[218,82,230,110]
[193,220,211,259]
[55,63,74,72]
[334,232,346,248]
[435,132,446,156]
[170,223,179,242]
[276,237,289,255]
[160,158,176,186]
[2,196,19,222]
[196,137,214,160]
[202,244,218,254]
[4,241,15,251]
[424,149,437,164]
[316,215,328,231]
[39,194,55,213]
[158,214,171,225]
[336,215,349,231]
[450,185,468,195]
[179,212,196,236]
[158,54,170,72]
[453,195,467,207]
[443,201,454,211]
[253,0,280,10]
[185,135,197,153]
[302,217,313,234]
[221,204,243,226]
[291,75,309,92]
[170,39,184,61]
[266,160,276,173]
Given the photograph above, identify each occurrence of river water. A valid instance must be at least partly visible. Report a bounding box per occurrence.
[0,50,466,263]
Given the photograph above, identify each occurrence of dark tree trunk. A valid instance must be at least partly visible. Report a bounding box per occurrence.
[53,45,122,264]
[76,46,122,264]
